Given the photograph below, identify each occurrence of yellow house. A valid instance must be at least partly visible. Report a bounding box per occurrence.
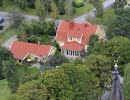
[10,41,56,63]
[55,20,105,58]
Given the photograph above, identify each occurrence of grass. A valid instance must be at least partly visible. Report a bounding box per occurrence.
[0,80,10,100]
[0,26,17,45]
[0,1,93,20]
[58,4,93,20]
[88,8,116,26]
[41,34,50,45]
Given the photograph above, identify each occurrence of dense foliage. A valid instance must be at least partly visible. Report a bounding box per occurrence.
[123,63,130,100]
[0,46,19,93]
[109,8,130,39]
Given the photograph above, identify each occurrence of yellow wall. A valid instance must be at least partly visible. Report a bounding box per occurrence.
[57,41,65,46]
[49,47,56,55]
[96,27,105,40]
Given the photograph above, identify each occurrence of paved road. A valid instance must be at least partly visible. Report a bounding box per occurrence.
[74,0,115,23]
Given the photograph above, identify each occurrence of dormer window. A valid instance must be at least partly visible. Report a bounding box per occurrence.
[77,38,81,43]
[68,37,72,41]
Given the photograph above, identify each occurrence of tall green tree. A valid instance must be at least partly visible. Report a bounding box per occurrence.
[92,0,103,18]
[123,63,130,100]
[9,80,51,100]
[39,69,74,99]
[85,54,111,98]
[16,0,27,9]
[35,0,46,21]
[61,62,100,99]
[114,0,127,9]
[2,58,19,93]
[109,8,130,39]
[88,34,99,47]
[50,1,59,20]
[58,0,65,15]
[0,46,13,80]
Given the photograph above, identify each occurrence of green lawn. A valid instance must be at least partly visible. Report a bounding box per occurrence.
[58,4,93,20]
[0,26,17,45]
[0,80,10,100]
[41,34,50,45]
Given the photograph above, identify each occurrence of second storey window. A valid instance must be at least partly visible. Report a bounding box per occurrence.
[68,37,72,41]
[77,38,81,43]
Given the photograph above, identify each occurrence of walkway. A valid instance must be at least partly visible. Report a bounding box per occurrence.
[2,35,17,48]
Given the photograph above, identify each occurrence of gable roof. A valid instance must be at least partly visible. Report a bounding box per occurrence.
[56,20,98,45]
[10,41,52,60]
[61,41,84,51]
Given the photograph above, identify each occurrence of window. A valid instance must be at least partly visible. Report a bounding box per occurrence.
[77,38,81,43]
[68,37,72,41]
[19,59,22,63]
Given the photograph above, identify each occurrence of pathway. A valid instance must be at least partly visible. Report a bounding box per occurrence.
[1,35,17,48]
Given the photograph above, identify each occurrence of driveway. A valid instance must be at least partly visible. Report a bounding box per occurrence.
[2,35,17,48]
[0,12,12,33]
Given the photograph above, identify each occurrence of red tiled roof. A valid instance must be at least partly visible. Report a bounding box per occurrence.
[10,41,52,60]
[61,41,84,51]
[56,20,98,45]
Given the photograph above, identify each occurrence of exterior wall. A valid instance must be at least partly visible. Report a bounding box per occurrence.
[57,41,65,46]
[68,37,81,43]
[49,47,56,55]
[96,26,106,40]
[85,45,89,52]
[61,49,85,59]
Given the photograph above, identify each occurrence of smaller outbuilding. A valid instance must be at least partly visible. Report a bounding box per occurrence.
[10,41,56,64]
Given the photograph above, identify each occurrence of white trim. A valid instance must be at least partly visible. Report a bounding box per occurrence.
[95,25,99,34]
[48,46,53,56]
[22,53,29,60]
[9,40,15,50]
[55,20,63,41]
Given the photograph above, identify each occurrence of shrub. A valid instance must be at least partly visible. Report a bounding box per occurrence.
[0,0,3,7]
[72,1,84,8]
[0,25,4,30]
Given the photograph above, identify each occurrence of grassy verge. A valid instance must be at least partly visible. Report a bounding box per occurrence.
[0,26,17,45]
[0,80,10,100]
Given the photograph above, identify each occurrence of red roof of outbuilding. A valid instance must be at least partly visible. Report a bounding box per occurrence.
[10,41,52,60]
[61,41,84,51]
[56,21,98,45]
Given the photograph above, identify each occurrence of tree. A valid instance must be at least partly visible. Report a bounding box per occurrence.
[88,34,99,47]
[92,0,103,18]
[50,1,59,20]
[58,0,65,15]
[123,63,130,100]
[16,0,27,9]
[35,0,46,21]
[8,6,24,27]
[2,58,19,93]
[85,54,111,98]
[44,53,69,67]
[92,37,130,76]
[39,69,74,99]
[0,46,13,80]
[9,80,51,100]
[0,0,3,7]
[114,0,127,9]
[64,1,73,19]
[61,62,100,99]
[109,8,130,39]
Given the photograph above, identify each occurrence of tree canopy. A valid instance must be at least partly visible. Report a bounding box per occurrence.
[109,8,130,39]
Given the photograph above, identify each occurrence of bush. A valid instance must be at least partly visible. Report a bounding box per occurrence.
[0,0,3,7]
[27,0,36,9]
[72,1,84,8]
[0,25,4,30]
